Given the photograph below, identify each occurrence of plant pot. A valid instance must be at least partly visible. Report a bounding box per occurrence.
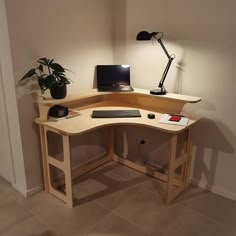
[50,83,67,99]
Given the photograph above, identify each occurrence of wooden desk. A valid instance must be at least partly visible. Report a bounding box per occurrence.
[36,88,201,207]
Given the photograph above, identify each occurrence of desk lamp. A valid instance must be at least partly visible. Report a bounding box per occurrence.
[136,31,175,95]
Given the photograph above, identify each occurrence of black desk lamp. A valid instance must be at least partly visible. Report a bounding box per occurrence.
[136,31,175,95]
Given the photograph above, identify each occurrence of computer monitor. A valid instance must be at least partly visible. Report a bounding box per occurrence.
[96,65,132,91]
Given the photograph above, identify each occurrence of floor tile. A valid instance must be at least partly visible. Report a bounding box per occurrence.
[0,177,21,205]
[73,161,149,209]
[103,164,145,182]
[73,178,108,201]
[136,177,168,201]
[16,190,63,211]
[29,198,110,235]
[181,186,236,230]
[0,198,32,234]
[161,207,236,236]
[94,184,141,211]
[1,216,58,236]
[112,188,167,234]
[84,213,148,236]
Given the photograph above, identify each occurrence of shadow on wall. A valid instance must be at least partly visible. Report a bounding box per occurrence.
[16,78,40,99]
[114,126,171,169]
[192,118,235,189]
[174,49,186,94]
[182,98,217,120]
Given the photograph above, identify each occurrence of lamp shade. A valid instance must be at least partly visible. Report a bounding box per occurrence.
[136,31,152,40]
[136,31,162,41]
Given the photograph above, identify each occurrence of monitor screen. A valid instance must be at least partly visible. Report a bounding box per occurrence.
[96,65,130,88]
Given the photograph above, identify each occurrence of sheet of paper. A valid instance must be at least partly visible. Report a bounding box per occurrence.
[159,114,189,126]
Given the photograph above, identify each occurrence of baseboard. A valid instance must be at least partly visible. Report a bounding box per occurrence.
[191,178,236,202]
[12,183,43,197]
[12,183,28,197]
[26,185,44,196]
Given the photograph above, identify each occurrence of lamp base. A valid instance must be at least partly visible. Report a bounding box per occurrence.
[150,88,167,95]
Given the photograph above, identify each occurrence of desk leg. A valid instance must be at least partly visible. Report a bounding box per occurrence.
[166,134,177,204]
[183,128,193,189]
[39,125,49,193]
[62,135,73,207]
[42,128,73,207]
[166,128,193,204]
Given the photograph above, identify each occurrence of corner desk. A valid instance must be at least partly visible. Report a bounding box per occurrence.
[36,88,201,207]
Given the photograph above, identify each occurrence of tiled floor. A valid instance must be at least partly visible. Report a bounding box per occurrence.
[1,161,236,236]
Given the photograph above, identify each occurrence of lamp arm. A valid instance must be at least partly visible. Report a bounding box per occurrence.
[154,37,175,89]
[157,38,172,59]
[158,57,174,89]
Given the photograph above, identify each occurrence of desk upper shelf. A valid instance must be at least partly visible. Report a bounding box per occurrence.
[38,88,201,105]
[37,88,201,121]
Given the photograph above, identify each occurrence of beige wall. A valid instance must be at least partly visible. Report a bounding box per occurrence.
[6,0,114,191]
[113,0,236,200]
[0,0,27,193]
[0,63,13,182]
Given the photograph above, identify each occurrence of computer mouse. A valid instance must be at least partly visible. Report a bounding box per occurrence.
[147,113,155,119]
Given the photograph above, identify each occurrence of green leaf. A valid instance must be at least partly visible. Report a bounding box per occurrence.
[20,68,36,81]
[38,77,46,92]
[64,79,70,85]
[58,75,70,85]
[64,68,73,73]
[50,63,65,73]
[53,71,66,77]
[38,76,51,94]
[38,64,43,72]
[38,57,47,63]
[38,57,50,66]
[37,60,47,66]
[48,59,54,65]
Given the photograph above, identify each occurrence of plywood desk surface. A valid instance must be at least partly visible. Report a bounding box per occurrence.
[38,106,199,136]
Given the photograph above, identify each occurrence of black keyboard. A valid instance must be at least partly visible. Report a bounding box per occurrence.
[91,109,141,118]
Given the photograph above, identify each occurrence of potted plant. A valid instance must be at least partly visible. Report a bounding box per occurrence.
[19,57,71,99]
